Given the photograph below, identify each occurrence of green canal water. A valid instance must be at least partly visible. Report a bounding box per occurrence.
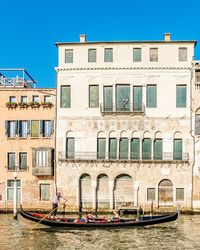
[0,214,200,250]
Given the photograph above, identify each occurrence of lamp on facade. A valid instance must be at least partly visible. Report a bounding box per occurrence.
[13,171,18,220]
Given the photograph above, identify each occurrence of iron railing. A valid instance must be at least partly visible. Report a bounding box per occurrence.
[58,151,189,162]
[100,103,145,114]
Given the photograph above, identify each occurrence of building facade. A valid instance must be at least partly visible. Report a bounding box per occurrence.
[56,34,196,212]
[0,69,56,210]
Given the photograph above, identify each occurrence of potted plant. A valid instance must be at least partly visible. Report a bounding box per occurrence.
[41,102,53,108]
[18,102,29,108]
[6,102,18,108]
[29,102,41,108]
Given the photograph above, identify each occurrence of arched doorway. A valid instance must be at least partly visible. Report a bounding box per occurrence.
[79,174,92,209]
[96,174,109,209]
[158,179,173,206]
[114,174,133,209]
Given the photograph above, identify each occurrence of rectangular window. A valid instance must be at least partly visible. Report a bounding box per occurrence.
[147,85,157,108]
[97,138,106,159]
[176,85,186,108]
[195,70,200,82]
[150,48,158,62]
[21,96,27,103]
[88,49,96,62]
[133,48,142,62]
[19,152,27,170]
[179,48,187,62]
[109,138,117,159]
[42,120,51,137]
[89,85,99,108]
[36,150,49,167]
[33,95,39,102]
[44,95,51,103]
[133,86,142,111]
[60,85,71,108]
[7,121,17,138]
[66,138,75,159]
[142,138,151,160]
[9,96,16,102]
[19,121,28,137]
[119,138,128,159]
[195,114,200,135]
[174,139,182,160]
[40,184,50,201]
[31,120,40,137]
[116,85,130,111]
[8,153,15,170]
[7,180,21,201]
[104,86,113,111]
[154,139,162,160]
[131,138,140,159]
[65,49,73,63]
[147,188,155,201]
[104,48,113,62]
[176,188,184,201]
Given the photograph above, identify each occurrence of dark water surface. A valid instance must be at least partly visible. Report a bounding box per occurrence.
[0,214,200,250]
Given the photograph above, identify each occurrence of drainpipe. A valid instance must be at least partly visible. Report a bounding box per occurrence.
[54,69,58,195]
[190,63,195,211]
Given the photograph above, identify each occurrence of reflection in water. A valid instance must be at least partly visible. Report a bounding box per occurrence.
[0,214,199,250]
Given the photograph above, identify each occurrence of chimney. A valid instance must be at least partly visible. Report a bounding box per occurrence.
[80,34,86,43]
[164,33,171,41]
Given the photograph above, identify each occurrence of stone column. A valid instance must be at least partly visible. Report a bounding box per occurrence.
[109,180,114,210]
[91,180,97,210]
[76,179,81,212]
[134,181,139,207]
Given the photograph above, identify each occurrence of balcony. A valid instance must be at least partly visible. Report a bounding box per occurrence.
[58,151,189,163]
[100,103,145,115]
[32,166,53,176]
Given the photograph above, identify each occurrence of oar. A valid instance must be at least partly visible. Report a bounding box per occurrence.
[30,199,67,232]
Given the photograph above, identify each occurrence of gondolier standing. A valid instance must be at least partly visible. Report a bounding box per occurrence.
[51,192,62,218]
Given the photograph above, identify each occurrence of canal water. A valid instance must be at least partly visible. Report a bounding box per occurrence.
[0,214,200,250]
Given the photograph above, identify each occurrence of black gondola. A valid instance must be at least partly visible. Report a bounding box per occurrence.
[20,206,178,228]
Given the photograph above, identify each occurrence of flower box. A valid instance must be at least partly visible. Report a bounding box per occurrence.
[18,102,29,108]
[29,102,41,108]
[41,102,53,108]
[6,102,18,108]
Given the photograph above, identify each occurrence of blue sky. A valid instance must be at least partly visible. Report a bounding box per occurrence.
[0,0,199,88]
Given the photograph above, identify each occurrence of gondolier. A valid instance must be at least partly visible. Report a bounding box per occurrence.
[51,192,62,218]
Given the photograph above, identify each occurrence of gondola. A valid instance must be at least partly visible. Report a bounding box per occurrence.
[20,206,178,228]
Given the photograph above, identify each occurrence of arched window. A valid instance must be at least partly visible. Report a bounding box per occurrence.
[97,132,106,159]
[154,132,163,160]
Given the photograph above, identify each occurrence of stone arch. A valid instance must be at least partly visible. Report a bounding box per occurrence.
[132,130,140,138]
[143,131,151,138]
[66,130,74,138]
[155,131,162,139]
[97,131,106,138]
[114,174,133,209]
[96,174,109,209]
[79,174,92,209]
[173,131,183,139]
[158,179,173,206]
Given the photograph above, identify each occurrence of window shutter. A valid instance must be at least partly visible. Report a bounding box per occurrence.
[195,115,200,135]
[104,86,113,111]
[142,138,151,159]
[89,85,99,108]
[40,120,43,135]
[27,120,31,135]
[116,85,130,111]
[131,138,140,159]
[119,138,128,159]
[154,139,162,160]
[133,86,142,111]
[97,138,106,159]
[174,139,182,160]
[51,120,54,135]
[109,138,117,159]
[5,121,8,135]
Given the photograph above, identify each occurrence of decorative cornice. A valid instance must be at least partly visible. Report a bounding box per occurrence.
[56,67,192,72]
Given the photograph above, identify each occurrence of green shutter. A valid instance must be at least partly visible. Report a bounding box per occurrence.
[195,115,200,135]
[133,86,142,111]
[142,138,151,159]
[89,85,99,108]
[154,139,162,160]
[31,120,39,137]
[116,85,130,111]
[97,138,106,159]
[119,138,128,159]
[147,85,157,108]
[176,85,186,108]
[133,48,141,62]
[174,139,182,160]
[104,86,113,111]
[105,48,113,62]
[131,138,140,159]
[66,138,75,159]
[61,86,71,108]
[19,153,27,170]
[109,138,117,159]
[88,49,96,62]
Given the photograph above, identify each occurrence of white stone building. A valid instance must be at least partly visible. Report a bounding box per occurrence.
[55,34,196,212]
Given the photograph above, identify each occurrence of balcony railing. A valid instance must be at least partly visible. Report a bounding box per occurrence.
[58,151,189,162]
[100,103,145,114]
